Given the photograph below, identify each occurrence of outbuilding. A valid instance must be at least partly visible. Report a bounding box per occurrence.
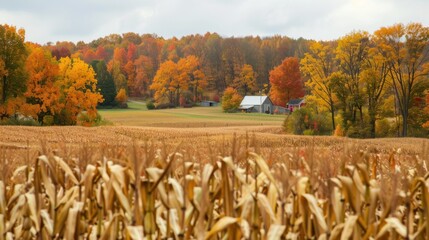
[200,101,219,107]
[287,99,305,112]
[239,96,273,114]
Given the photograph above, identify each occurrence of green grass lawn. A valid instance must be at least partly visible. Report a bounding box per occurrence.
[98,101,286,127]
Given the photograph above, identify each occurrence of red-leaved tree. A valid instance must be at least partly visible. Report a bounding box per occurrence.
[269,57,304,107]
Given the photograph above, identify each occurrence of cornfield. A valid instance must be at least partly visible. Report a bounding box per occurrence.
[0,127,428,239]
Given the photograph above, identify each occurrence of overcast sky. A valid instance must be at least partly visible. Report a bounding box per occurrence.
[1,0,428,44]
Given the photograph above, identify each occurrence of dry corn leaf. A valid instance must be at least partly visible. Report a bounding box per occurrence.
[127,226,144,240]
[205,216,239,240]
[384,217,406,238]
[40,210,53,236]
[0,182,5,214]
[340,215,358,240]
[54,156,79,184]
[329,223,344,240]
[266,224,286,240]
[111,179,132,220]
[169,208,181,237]
[65,205,79,239]
[222,157,247,184]
[0,214,4,240]
[24,193,39,231]
[250,152,279,192]
[302,194,327,233]
[257,193,278,225]
[168,177,184,207]
[12,165,27,179]
[239,218,250,239]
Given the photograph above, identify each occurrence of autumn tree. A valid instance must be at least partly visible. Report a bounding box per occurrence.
[0,24,27,107]
[301,41,337,131]
[423,92,429,129]
[91,60,116,106]
[361,46,390,138]
[269,57,304,107]
[178,55,207,102]
[232,64,257,96]
[374,23,429,136]
[203,33,223,91]
[150,60,179,105]
[51,46,71,60]
[108,60,127,93]
[133,55,154,96]
[335,31,370,125]
[24,46,62,123]
[115,88,128,107]
[108,47,127,92]
[222,87,242,112]
[221,38,245,89]
[124,43,138,96]
[94,46,108,61]
[57,57,103,125]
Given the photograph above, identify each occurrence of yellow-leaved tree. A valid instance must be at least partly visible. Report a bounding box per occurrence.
[301,41,337,131]
[57,57,103,125]
[232,64,257,96]
[222,87,242,112]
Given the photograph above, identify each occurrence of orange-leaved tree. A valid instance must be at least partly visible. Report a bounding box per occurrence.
[57,57,103,125]
[150,60,180,106]
[232,64,258,96]
[134,55,154,97]
[24,46,62,124]
[269,57,304,107]
[222,87,242,112]
[177,55,207,102]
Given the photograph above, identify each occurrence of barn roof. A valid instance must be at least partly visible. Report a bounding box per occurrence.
[240,96,270,106]
[288,99,304,105]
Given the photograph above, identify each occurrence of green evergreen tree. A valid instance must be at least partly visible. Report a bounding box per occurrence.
[91,60,117,107]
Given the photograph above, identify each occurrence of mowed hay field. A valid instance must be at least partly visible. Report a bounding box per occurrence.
[1,102,429,239]
[100,101,285,127]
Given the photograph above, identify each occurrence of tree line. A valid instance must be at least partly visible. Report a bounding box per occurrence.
[300,23,429,138]
[0,25,103,126]
[0,22,428,137]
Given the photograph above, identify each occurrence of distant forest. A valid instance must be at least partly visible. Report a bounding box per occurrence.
[48,32,310,96]
[1,23,429,137]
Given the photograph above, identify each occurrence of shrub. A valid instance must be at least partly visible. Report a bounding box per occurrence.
[303,129,314,135]
[334,124,344,137]
[284,108,332,135]
[146,101,155,110]
[42,115,54,126]
[155,103,176,109]
[375,118,391,137]
[77,112,103,127]
[222,87,242,113]
[0,116,40,126]
[115,88,128,104]
[346,123,371,138]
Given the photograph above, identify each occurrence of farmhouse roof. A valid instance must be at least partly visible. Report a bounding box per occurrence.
[240,96,270,106]
[288,98,304,105]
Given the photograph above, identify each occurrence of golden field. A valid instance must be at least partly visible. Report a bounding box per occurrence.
[0,105,428,239]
